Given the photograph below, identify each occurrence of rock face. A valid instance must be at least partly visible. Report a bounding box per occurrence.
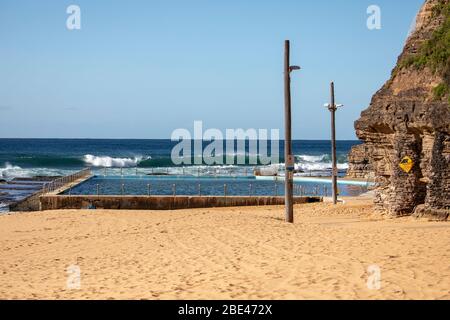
[346,144,373,179]
[348,0,450,219]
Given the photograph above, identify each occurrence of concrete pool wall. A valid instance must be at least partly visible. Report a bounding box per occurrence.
[9,169,93,212]
[39,195,322,210]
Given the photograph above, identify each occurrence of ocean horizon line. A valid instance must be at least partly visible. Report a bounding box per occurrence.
[0,137,361,142]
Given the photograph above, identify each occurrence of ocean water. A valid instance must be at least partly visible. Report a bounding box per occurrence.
[0,139,360,180]
[0,139,362,210]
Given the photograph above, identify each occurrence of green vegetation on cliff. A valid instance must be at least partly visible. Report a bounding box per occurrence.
[397,1,450,102]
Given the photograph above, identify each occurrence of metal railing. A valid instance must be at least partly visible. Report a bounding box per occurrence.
[85,181,333,197]
[42,168,91,194]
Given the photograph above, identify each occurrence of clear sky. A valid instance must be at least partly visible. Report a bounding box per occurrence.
[0,0,424,139]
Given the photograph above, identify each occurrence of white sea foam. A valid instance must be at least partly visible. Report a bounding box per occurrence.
[0,163,73,180]
[296,162,349,171]
[297,154,328,163]
[0,163,27,180]
[263,162,347,174]
[83,155,149,168]
[294,154,348,172]
[0,202,9,213]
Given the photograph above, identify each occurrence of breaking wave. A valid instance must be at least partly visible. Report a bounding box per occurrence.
[294,153,348,172]
[0,163,24,180]
[83,155,150,168]
[0,163,74,180]
[1,151,349,174]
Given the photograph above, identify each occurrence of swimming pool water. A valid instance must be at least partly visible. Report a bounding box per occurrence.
[63,176,369,197]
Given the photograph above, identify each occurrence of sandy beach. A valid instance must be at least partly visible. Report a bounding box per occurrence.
[0,197,449,300]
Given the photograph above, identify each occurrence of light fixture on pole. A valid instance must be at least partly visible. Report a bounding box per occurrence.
[323,82,343,205]
[284,40,300,223]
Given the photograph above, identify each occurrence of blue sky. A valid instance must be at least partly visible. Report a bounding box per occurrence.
[0,0,424,139]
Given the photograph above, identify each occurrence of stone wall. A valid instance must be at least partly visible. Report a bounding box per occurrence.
[425,132,450,207]
[39,195,322,211]
[346,144,373,179]
[9,192,43,212]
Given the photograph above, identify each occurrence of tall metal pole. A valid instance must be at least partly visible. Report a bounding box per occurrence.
[284,40,294,223]
[329,82,338,205]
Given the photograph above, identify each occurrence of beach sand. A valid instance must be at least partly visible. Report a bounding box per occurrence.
[0,197,449,300]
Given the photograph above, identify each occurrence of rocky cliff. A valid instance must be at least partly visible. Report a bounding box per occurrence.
[347,0,450,220]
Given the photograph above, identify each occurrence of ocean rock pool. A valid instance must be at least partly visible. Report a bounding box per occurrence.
[62,175,370,197]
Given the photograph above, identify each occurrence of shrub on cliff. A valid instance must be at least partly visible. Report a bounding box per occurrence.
[397,1,450,102]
